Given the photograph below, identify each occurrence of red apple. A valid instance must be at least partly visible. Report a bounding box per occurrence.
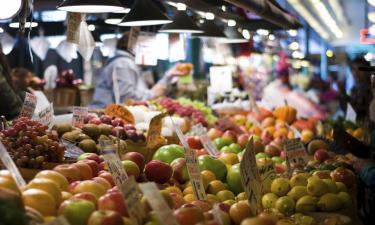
[174,207,205,225]
[264,144,280,157]
[84,114,96,124]
[89,118,102,125]
[191,200,212,212]
[171,158,189,183]
[121,152,145,172]
[100,115,113,125]
[261,131,273,145]
[314,149,330,162]
[187,136,203,149]
[222,130,237,143]
[111,118,124,127]
[275,163,286,174]
[71,192,97,207]
[98,171,115,187]
[217,202,230,213]
[78,153,103,164]
[170,193,185,209]
[330,167,356,189]
[54,164,81,183]
[145,160,173,184]
[68,181,81,192]
[78,159,99,177]
[280,150,287,160]
[237,134,249,148]
[98,191,128,216]
[88,210,123,225]
[92,177,112,190]
[207,128,223,140]
[72,163,93,180]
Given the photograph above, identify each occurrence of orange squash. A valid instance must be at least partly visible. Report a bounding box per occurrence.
[273,101,297,124]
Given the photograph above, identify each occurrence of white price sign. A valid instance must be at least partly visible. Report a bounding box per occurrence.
[72,106,88,128]
[0,141,26,188]
[37,103,54,127]
[192,124,220,157]
[19,92,37,118]
[284,138,308,169]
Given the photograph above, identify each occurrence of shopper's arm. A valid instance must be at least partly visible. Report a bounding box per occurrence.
[0,71,23,120]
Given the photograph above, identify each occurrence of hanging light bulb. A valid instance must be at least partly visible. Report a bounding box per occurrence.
[227,19,236,27]
[205,12,215,20]
[57,0,125,13]
[242,29,250,40]
[159,11,202,34]
[0,0,22,20]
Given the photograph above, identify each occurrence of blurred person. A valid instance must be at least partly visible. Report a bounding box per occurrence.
[11,68,33,93]
[0,44,24,120]
[91,32,183,108]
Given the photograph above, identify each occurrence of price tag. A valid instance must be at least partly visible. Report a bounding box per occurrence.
[146,113,166,161]
[105,104,135,125]
[171,118,206,200]
[240,138,262,215]
[19,92,37,118]
[43,216,70,225]
[346,103,357,123]
[139,182,178,225]
[284,139,308,170]
[37,103,54,128]
[0,141,26,188]
[192,124,220,157]
[258,162,277,193]
[100,140,144,224]
[66,12,82,44]
[212,204,224,225]
[72,106,88,128]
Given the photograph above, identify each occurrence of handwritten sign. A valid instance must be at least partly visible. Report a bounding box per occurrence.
[66,12,82,44]
[171,118,206,200]
[0,141,26,188]
[346,103,357,123]
[258,162,277,193]
[72,106,88,128]
[240,138,262,215]
[139,182,178,225]
[284,139,308,170]
[100,140,144,224]
[105,104,135,125]
[192,124,220,157]
[37,103,54,127]
[19,92,37,118]
[146,113,166,161]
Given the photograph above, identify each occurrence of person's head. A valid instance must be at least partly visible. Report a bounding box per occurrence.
[116,32,130,52]
[350,56,371,83]
[11,68,33,92]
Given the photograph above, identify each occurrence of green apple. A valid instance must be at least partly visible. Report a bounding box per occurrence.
[220,146,236,154]
[256,152,268,159]
[152,144,185,164]
[213,138,233,149]
[121,160,140,178]
[228,143,242,154]
[272,156,283,164]
[198,155,227,182]
[58,199,95,225]
[226,163,243,194]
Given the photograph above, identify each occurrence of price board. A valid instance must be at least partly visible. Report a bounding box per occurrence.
[284,138,308,170]
[72,106,88,128]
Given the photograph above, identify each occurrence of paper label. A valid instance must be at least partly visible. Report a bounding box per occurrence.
[240,138,262,215]
[146,113,166,160]
[100,140,143,224]
[0,141,26,187]
[19,92,37,118]
[212,204,224,225]
[37,103,54,127]
[258,162,277,193]
[139,182,178,225]
[66,12,82,44]
[346,103,357,123]
[43,216,70,225]
[105,104,135,124]
[192,124,220,157]
[171,118,206,200]
[284,139,308,168]
[72,106,88,128]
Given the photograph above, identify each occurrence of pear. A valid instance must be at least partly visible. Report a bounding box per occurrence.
[317,193,342,211]
[337,191,351,208]
[296,195,317,213]
[307,176,328,197]
[290,173,310,187]
[61,131,80,142]
[262,192,279,209]
[336,182,348,192]
[99,124,112,135]
[78,139,98,153]
[82,124,101,139]
[287,186,308,201]
[323,179,338,193]
[53,123,72,137]
[271,178,291,197]
[275,196,295,215]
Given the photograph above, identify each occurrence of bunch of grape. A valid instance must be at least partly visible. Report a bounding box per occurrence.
[159,97,209,127]
[0,117,65,169]
[176,97,218,124]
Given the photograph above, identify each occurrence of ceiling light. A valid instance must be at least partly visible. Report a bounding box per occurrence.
[287,0,329,39]
[221,27,248,43]
[369,0,375,7]
[242,29,250,40]
[177,3,187,11]
[115,8,131,13]
[193,20,226,38]
[228,19,236,27]
[9,22,38,29]
[199,19,205,24]
[0,0,22,20]
[222,5,226,12]
[326,49,334,58]
[310,0,343,39]
[159,11,203,34]
[57,0,125,13]
[256,29,269,36]
[292,51,304,59]
[289,41,299,50]
[88,24,95,31]
[119,0,172,26]
[269,34,275,41]
[0,27,3,33]
[205,12,215,20]
[288,29,298,37]
[105,13,125,25]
